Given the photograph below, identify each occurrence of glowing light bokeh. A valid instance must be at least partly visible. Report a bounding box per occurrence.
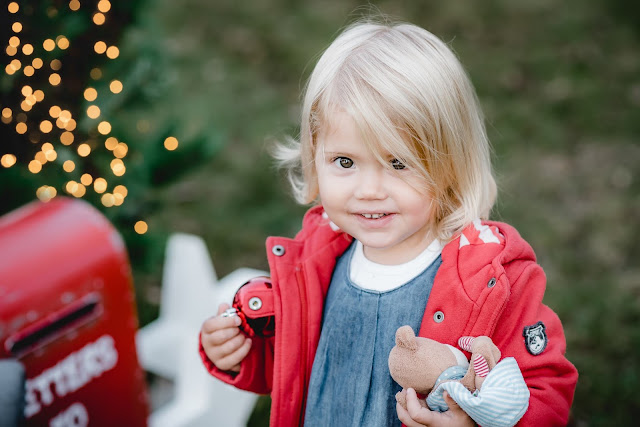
[97,121,112,135]
[44,149,57,162]
[60,131,74,145]
[1,2,170,233]
[35,152,47,164]
[77,143,91,157]
[43,39,56,51]
[164,136,179,151]
[114,185,128,197]
[57,36,70,50]
[94,41,107,54]
[98,1,112,13]
[106,46,119,59]
[36,185,57,202]
[93,13,106,25]
[84,87,98,101]
[40,120,53,133]
[28,160,42,173]
[81,174,93,186]
[49,73,61,86]
[113,142,128,158]
[105,137,118,150]
[134,221,148,234]
[1,154,17,168]
[11,59,22,71]
[87,105,101,119]
[110,80,123,94]
[101,193,115,207]
[93,178,108,194]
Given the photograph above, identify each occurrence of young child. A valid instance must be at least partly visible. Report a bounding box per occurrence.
[199,18,578,426]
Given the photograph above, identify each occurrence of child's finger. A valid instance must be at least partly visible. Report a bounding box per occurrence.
[443,391,460,410]
[203,332,247,370]
[214,330,247,355]
[215,337,252,372]
[201,310,241,334]
[202,324,242,346]
[405,388,434,424]
[216,303,231,315]
[201,303,234,333]
[443,391,473,424]
[396,401,428,427]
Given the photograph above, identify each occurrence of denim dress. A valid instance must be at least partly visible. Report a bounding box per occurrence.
[304,241,442,426]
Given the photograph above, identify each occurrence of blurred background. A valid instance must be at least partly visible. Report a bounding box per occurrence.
[1,0,638,425]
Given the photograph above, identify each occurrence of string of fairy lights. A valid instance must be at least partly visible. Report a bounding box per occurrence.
[1,1,179,235]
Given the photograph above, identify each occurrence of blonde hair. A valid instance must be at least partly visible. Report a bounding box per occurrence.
[275,19,497,242]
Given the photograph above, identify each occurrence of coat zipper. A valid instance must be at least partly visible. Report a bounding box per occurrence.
[296,266,308,426]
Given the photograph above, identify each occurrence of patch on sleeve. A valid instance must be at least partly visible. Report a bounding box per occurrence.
[523,321,547,355]
[459,220,505,248]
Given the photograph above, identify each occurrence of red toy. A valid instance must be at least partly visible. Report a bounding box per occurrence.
[223,276,275,338]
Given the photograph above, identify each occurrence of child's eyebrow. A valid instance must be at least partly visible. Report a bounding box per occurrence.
[322,150,358,158]
[320,144,350,155]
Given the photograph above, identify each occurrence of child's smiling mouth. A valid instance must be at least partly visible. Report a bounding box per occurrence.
[361,213,388,219]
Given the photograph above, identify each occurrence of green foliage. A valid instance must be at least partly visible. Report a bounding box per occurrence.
[0,1,224,324]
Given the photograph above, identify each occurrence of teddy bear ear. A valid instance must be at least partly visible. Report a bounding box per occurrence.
[395,325,418,351]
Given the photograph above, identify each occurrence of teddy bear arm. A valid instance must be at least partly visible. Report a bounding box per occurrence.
[471,336,501,369]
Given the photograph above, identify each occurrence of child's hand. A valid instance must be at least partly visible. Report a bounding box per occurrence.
[396,388,475,427]
[200,303,252,372]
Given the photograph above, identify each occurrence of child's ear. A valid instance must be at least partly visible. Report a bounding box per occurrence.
[395,325,418,351]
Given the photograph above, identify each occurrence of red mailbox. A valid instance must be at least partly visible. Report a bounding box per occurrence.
[0,198,149,426]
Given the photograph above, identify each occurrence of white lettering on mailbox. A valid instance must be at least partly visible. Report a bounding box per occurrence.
[24,335,118,418]
[49,402,89,427]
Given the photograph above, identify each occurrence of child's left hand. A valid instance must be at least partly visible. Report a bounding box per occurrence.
[396,388,475,427]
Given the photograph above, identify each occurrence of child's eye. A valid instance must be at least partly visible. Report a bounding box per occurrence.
[390,158,406,170]
[334,157,354,169]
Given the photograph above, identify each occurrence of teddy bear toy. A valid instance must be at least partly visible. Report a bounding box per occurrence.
[388,325,530,427]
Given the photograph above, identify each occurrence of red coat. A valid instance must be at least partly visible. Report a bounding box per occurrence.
[200,206,578,426]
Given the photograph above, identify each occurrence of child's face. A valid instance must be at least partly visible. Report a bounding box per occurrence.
[315,112,434,265]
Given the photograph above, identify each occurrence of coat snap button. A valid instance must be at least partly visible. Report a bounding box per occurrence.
[272,245,285,256]
[248,297,263,311]
[487,277,497,288]
[433,311,445,323]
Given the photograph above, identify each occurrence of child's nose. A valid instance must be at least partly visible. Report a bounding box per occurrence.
[354,167,386,200]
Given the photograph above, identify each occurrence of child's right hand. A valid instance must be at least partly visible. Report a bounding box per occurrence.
[397,388,475,427]
[200,303,252,372]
